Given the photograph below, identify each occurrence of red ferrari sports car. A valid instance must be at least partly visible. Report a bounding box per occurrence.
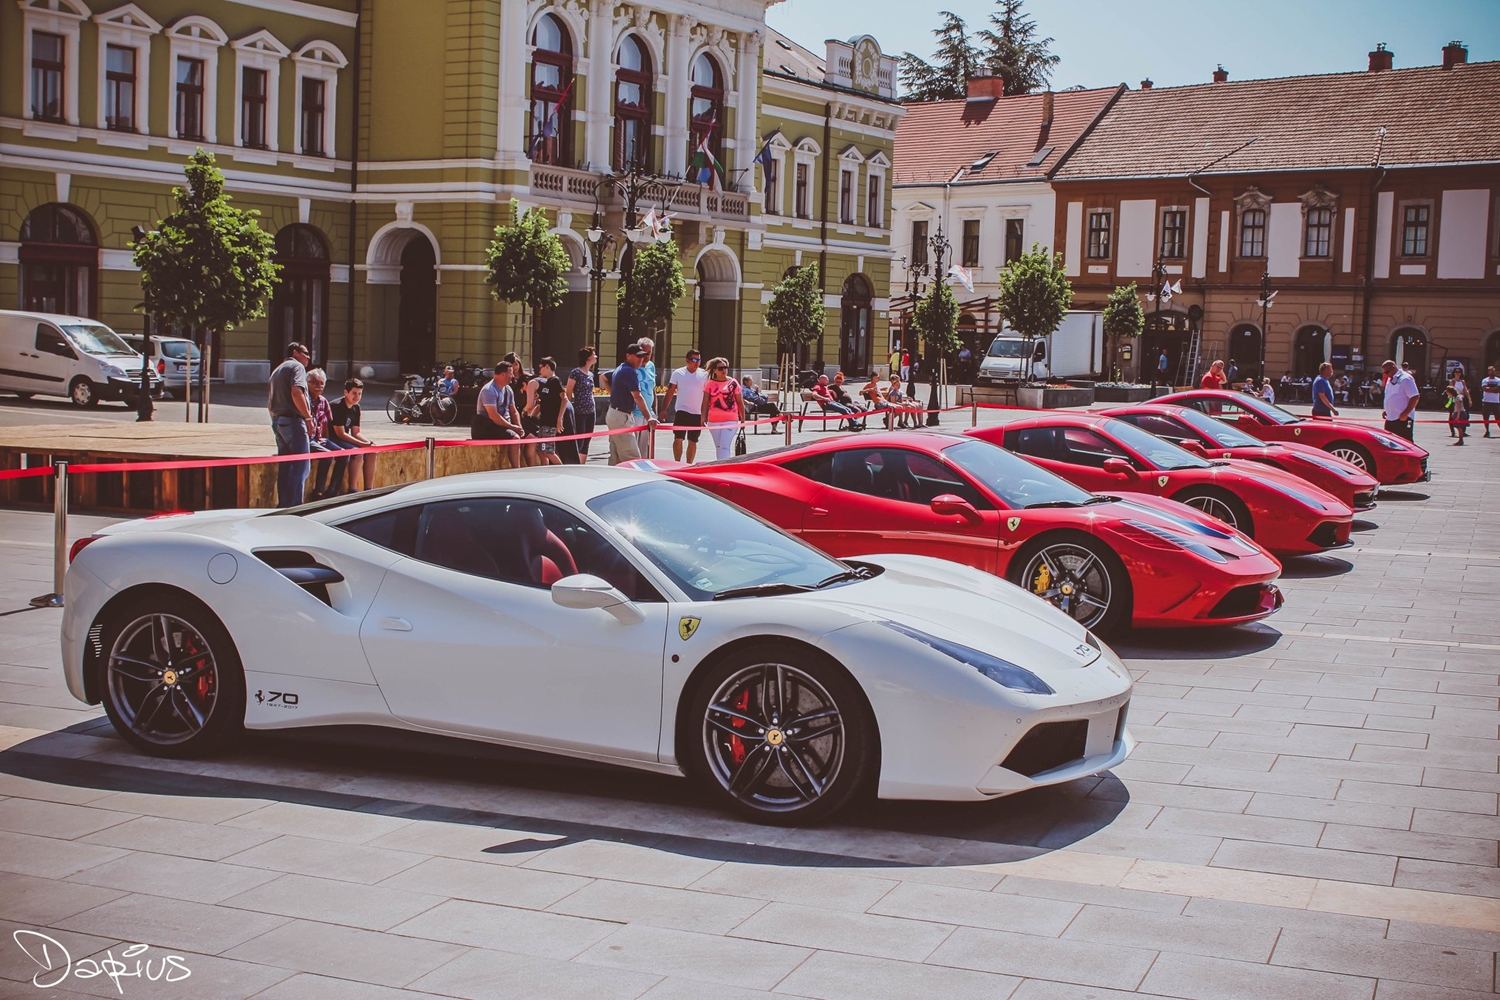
[966,414,1354,557]
[634,431,1284,634]
[1102,404,1379,512]
[1156,389,1430,486]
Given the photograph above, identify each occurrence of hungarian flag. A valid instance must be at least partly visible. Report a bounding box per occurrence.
[689,113,724,189]
[529,77,574,160]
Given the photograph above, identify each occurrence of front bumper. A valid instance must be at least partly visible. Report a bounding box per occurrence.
[978,699,1133,795]
[103,375,164,400]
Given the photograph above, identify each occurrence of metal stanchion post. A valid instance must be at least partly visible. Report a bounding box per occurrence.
[30,461,68,608]
[646,423,656,460]
[424,437,436,480]
[972,399,979,427]
[783,414,792,446]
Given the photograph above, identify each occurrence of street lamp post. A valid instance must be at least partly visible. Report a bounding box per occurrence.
[924,220,952,425]
[584,211,616,348]
[1257,270,1274,382]
[129,225,153,422]
[599,165,682,359]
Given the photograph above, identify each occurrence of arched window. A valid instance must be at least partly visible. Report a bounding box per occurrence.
[269,224,331,363]
[1292,325,1329,378]
[615,34,652,171]
[688,52,724,185]
[1391,328,1429,384]
[19,203,98,316]
[528,14,573,166]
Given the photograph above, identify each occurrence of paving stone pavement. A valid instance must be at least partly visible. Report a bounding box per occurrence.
[0,408,1495,999]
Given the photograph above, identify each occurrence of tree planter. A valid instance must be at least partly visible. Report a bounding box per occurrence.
[1094,385,1156,403]
[1018,385,1095,409]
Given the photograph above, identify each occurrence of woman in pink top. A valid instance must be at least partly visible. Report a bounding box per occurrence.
[700,357,745,459]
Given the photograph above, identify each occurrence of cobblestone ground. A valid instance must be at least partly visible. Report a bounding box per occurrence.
[0,409,1494,999]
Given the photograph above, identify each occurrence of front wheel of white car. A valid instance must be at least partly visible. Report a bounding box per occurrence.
[98,594,244,758]
[687,643,876,825]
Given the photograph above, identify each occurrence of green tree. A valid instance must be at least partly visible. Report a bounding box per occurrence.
[996,243,1073,379]
[764,263,825,353]
[616,238,686,342]
[485,199,571,357]
[898,11,980,102]
[132,149,279,421]
[977,0,1060,95]
[914,278,961,357]
[1102,282,1144,380]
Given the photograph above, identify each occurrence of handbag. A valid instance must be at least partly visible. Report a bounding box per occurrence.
[734,427,747,456]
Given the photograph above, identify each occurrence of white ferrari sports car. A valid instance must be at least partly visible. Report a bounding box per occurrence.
[61,468,1133,824]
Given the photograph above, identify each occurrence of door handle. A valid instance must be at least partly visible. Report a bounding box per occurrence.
[809,507,829,517]
[379,617,413,631]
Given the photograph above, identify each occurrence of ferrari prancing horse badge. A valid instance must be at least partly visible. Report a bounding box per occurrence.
[679,617,701,641]
[1157,475,1169,487]
[1007,517,1021,532]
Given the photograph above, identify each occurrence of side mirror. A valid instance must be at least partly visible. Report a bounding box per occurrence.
[930,494,980,520]
[1102,458,1139,479]
[1178,439,1209,457]
[551,574,644,625]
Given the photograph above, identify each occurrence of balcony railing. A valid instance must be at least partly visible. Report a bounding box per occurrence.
[528,163,749,224]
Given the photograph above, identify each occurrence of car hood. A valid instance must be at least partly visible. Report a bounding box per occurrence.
[1273,442,1379,484]
[1095,494,1270,559]
[812,553,1101,673]
[1216,458,1351,513]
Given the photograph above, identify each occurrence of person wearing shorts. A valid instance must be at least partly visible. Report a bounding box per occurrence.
[531,357,566,466]
[1480,366,1500,438]
[661,349,709,463]
[701,356,744,460]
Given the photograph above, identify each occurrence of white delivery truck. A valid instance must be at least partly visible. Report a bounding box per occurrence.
[0,310,161,406]
[976,310,1103,383]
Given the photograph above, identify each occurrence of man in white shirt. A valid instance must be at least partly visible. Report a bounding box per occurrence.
[1381,358,1420,442]
[660,349,710,462]
[1480,365,1500,438]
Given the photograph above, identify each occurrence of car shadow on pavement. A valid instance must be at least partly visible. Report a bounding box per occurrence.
[1110,623,1280,661]
[1351,518,1379,532]
[1278,554,1355,578]
[0,721,1127,869]
[1376,489,1430,501]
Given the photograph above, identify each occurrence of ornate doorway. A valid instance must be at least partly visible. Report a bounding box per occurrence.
[269,225,331,364]
[838,273,873,375]
[19,204,99,317]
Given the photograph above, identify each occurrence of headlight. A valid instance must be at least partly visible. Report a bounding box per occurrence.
[879,621,1054,695]
[1375,434,1409,450]
[99,362,126,377]
[1112,520,1230,563]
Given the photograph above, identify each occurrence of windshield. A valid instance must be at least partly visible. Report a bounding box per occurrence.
[60,323,135,357]
[588,481,848,602]
[1104,418,1212,470]
[161,340,201,360]
[1231,394,1303,425]
[986,339,1024,358]
[942,439,1094,509]
[1174,408,1264,448]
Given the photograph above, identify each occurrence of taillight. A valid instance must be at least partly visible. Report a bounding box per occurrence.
[157,360,166,374]
[146,510,194,519]
[69,535,102,563]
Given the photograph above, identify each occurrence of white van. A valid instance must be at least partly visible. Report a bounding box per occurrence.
[0,310,161,407]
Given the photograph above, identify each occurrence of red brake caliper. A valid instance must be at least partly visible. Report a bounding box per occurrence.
[729,687,750,765]
[181,636,213,701]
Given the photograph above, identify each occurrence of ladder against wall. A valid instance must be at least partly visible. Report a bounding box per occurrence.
[1176,327,1203,387]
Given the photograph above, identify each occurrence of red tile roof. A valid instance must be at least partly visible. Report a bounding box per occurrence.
[893,87,1121,186]
[1053,61,1500,180]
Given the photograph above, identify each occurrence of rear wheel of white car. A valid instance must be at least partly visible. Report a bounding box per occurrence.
[1010,534,1128,635]
[69,377,98,408]
[688,644,875,825]
[99,594,244,757]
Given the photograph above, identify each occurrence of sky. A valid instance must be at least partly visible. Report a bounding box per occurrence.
[766,0,1499,91]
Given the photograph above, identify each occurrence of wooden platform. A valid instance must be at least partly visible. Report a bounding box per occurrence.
[0,422,519,515]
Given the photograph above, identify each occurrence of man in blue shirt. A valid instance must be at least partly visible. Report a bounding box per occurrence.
[605,346,657,465]
[1311,362,1338,418]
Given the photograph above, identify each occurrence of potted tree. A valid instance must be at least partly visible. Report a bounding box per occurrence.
[764,263,825,403]
[996,245,1091,408]
[485,199,572,359]
[1095,282,1155,402]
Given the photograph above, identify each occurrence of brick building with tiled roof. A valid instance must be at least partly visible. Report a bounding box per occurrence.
[1049,43,1500,388]
[890,81,1121,359]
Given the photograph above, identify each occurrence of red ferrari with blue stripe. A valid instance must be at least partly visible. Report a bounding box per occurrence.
[632,430,1283,635]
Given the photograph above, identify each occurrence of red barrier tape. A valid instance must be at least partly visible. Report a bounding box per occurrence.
[0,466,56,482]
[66,440,427,476]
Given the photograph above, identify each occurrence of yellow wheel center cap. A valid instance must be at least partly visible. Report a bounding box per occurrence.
[161,669,178,686]
[1060,583,1075,596]
[766,729,785,747]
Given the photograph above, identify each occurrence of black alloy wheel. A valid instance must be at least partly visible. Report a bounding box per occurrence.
[688,644,874,824]
[99,596,244,757]
[1011,536,1127,635]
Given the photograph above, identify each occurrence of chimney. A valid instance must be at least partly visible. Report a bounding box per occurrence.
[1140,78,1153,90]
[1443,40,1468,69]
[1212,64,1228,83]
[1041,90,1055,125]
[1368,43,1393,72]
[966,76,1005,101]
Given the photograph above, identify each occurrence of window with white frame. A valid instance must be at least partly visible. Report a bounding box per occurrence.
[793,139,819,220]
[165,16,227,143]
[20,0,87,126]
[864,152,889,229]
[232,30,288,152]
[93,5,159,136]
[1160,208,1187,259]
[839,168,855,224]
[293,40,348,158]
[1304,207,1333,258]
[1086,210,1112,260]
[764,152,782,215]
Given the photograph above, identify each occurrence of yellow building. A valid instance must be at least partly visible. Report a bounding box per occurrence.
[0,0,899,384]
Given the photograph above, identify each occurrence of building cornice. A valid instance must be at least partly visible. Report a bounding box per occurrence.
[222,0,357,28]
